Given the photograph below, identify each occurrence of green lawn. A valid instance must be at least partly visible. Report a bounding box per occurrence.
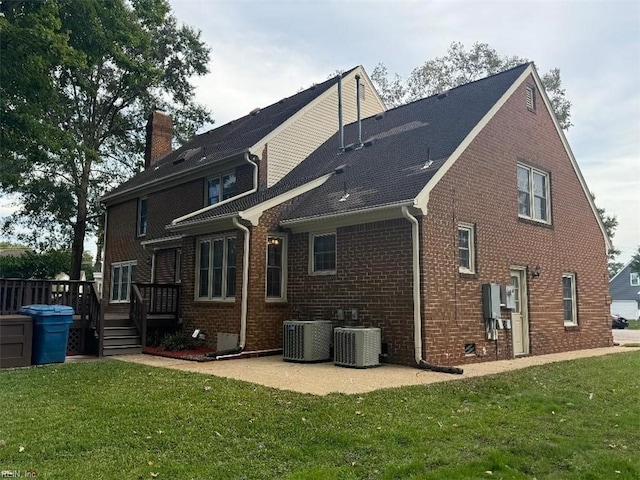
[1,353,639,480]
[626,320,640,330]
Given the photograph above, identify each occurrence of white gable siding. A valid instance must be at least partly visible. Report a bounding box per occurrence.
[263,69,385,187]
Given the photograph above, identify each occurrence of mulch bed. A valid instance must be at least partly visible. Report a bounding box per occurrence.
[142,345,217,362]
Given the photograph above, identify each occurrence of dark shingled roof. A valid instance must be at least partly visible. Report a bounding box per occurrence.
[103,67,358,200]
[279,63,530,222]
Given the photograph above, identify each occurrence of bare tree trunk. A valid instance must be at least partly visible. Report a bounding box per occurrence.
[70,158,91,280]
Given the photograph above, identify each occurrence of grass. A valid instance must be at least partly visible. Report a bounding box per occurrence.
[626,320,640,330]
[1,353,639,480]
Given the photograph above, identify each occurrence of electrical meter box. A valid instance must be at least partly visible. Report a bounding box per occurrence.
[482,283,501,319]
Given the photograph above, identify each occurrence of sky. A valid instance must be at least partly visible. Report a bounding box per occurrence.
[166,0,640,262]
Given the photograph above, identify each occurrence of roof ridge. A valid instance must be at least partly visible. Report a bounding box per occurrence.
[381,62,531,114]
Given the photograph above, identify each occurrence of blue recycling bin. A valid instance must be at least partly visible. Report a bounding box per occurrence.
[19,305,74,365]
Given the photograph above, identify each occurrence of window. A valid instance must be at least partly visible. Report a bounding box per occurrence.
[458,223,475,274]
[110,261,137,303]
[266,235,287,300]
[197,236,236,300]
[526,85,536,111]
[137,198,148,237]
[206,172,236,206]
[562,273,577,325]
[310,233,336,274]
[517,164,550,223]
[631,271,640,286]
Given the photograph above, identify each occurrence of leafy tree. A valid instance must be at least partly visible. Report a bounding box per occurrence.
[0,0,212,279]
[0,248,93,279]
[631,247,640,275]
[371,41,572,130]
[590,194,622,277]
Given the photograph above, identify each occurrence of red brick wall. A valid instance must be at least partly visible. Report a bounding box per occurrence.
[288,219,415,365]
[103,162,252,314]
[420,74,612,365]
[177,202,291,352]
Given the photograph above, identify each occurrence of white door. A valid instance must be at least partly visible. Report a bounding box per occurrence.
[510,269,530,355]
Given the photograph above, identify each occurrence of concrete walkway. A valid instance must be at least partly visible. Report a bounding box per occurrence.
[115,345,638,396]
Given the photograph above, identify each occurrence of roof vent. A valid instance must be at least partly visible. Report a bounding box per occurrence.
[249,107,261,116]
[421,148,432,170]
[437,91,449,100]
[343,144,355,153]
[363,138,375,148]
[339,180,349,202]
[154,165,160,171]
[375,113,385,121]
[199,156,207,163]
[339,193,350,202]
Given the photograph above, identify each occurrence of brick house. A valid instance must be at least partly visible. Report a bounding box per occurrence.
[101,62,613,365]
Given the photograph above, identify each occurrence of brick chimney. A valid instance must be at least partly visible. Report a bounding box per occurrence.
[144,110,173,168]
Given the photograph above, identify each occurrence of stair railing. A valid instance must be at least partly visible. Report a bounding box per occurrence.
[130,283,148,348]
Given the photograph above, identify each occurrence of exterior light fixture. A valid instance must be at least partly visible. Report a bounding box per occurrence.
[529,264,541,279]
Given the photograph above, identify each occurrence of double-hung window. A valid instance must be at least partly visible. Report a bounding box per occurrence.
[110,261,137,303]
[206,172,236,206]
[197,236,236,300]
[562,273,578,326]
[137,198,148,237]
[266,235,287,300]
[310,233,336,274]
[631,272,640,286]
[517,164,551,223]
[458,223,475,274]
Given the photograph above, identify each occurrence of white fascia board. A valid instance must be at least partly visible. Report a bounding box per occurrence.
[412,65,534,215]
[140,235,185,250]
[100,150,248,205]
[165,214,238,235]
[239,172,335,226]
[280,200,414,233]
[528,66,612,254]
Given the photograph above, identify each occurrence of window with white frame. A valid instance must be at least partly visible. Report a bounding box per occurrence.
[266,235,286,300]
[110,261,137,303]
[526,85,536,112]
[631,271,640,286]
[517,164,551,223]
[206,172,236,206]
[310,233,336,274]
[458,223,475,274]
[562,273,578,325]
[197,236,236,300]
[137,198,148,237]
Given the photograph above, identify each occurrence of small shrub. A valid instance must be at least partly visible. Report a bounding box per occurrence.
[146,330,165,348]
[159,331,195,351]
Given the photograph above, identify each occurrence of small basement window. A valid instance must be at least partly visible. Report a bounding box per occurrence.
[464,343,476,356]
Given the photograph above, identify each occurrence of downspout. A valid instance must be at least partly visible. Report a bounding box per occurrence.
[233,216,250,351]
[401,206,463,374]
[211,216,283,360]
[171,152,258,226]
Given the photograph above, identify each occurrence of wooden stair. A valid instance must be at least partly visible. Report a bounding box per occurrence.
[102,316,142,356]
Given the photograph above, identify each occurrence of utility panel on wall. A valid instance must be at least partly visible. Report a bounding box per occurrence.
[482,283,501,320]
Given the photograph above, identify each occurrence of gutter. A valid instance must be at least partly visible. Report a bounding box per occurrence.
[101,149,251,205]
[401,206,463,375]
[171,152,259,226]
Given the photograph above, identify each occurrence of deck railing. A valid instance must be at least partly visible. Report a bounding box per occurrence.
[0,278,102,355]
[130,283,180,347]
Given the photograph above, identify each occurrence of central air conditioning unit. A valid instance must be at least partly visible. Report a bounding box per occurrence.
[334,327,381,368]
[283,320,332,362]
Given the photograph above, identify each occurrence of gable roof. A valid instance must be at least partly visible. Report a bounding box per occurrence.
[101,67,358,203]
[610,260,640,300]
[278,63,531,223]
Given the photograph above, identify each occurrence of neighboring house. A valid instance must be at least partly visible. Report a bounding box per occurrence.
[610,261,640,320]
[102,62,613,365]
